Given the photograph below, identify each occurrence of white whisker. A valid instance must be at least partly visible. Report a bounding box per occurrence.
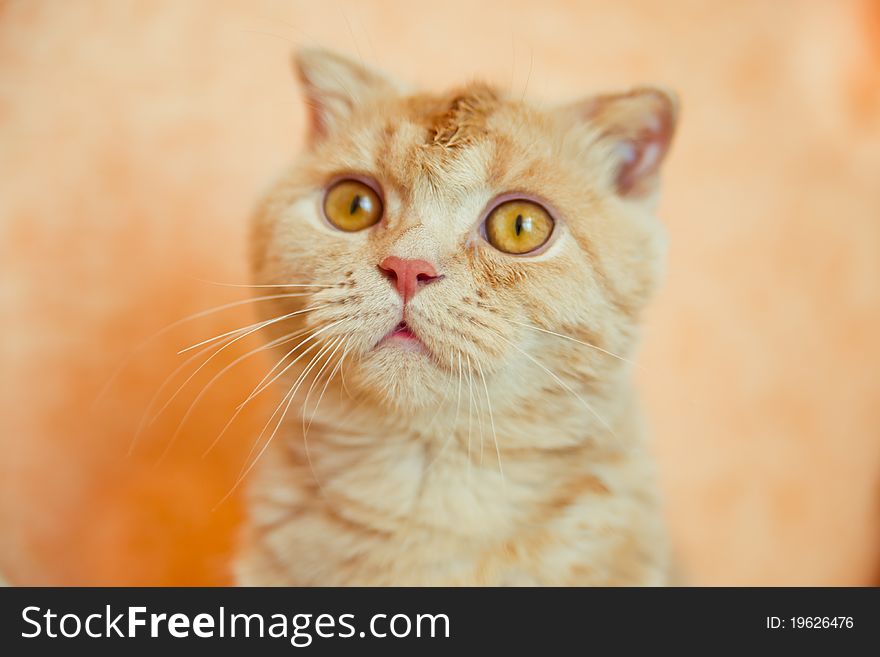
[425,372,454,429]
[238,320,343,407]
[241,336,339,476]
[455,350,464,431]
[301,337,351,499]
[475,358,505,484]
[465,353,482,472]
[94,292,328,407]
[129,338,229,455]
[165,328,309,462]
[465,353,472,468]
[337,346,355,400]
[495,331,614,436]
[209,322,338,459]
[301,336,347,439]
[305,335,352,439]
[418,350,464,477]
[235,336,340,492]
[177,303,327,355]
[240,322,330,394]
[216,337,340,511]
[213,368,303,511]
[150,306,326,427]
[194,278,338,289]
[508,318,635,366]
[200,324,329,459]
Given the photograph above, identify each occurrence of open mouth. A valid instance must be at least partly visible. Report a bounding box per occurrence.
[378,318,435,358]
[387,320,419,342]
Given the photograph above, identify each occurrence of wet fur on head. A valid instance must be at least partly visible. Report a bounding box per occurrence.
[241,48,679,585]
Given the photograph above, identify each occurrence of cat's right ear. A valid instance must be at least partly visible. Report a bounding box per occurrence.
[560,87,679,201]
[293,49,403,143]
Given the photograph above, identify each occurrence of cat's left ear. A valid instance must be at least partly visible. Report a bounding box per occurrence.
[293,48,404,143]
[562,87,679,200]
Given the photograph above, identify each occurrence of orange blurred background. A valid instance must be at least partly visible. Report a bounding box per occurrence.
[1,0,879,585]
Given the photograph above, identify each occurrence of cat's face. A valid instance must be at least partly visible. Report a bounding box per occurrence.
[251,49,677,416]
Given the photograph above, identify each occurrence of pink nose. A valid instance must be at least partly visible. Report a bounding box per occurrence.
[378,256,441,303]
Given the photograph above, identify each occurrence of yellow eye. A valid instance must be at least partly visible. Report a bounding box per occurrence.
[323,179,383,231]
[484,200,554,254]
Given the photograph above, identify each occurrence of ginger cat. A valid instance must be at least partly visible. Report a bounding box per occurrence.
[236,49,678,585]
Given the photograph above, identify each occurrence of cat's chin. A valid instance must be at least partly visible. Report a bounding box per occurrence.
[350,342,449,411]
[378,331,428,354]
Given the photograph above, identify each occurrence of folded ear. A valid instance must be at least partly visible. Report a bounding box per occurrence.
[293,48,403,143]
[562,87,679,199]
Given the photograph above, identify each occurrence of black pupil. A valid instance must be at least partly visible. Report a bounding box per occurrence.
[349,194,362,215]
[514,214,523,236]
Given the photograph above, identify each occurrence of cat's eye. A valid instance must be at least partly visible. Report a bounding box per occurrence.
[323,179,383,231]
[484,199,554,254]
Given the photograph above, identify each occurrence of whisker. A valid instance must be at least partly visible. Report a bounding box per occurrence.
[507,318,635,366]
[219,335,340,513]
[94,292,328,407]
[164,327,310,463]
[300,337,352,500]
[244,321,330,388]
[458,352,474,474]
[455,350,464,431]
[475,358,505,484]
[235,378,298,480]
[277,337,344,498]
[471,354,487,466]
[227,336,341,501]
[193,278,338,289]
[242,336,340,477]
[175,317,273,356]
[211,360,309,512]
[301,336,347,439]
[304,335,352,439]
[337,346,355,400]
[520,46,534,102]
[149,306,326,428]
[177,303,327,354]
[417,351,462,477]
[202,322,341,458]
[238,320,343,407]
[129,338,232,455]
[465,354,483,466]
[494,331,614,436]
[424,367,455,429]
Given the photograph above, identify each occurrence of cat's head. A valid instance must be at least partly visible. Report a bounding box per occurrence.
[251,49,677,423]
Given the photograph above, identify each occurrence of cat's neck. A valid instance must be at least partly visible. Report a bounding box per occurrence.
[271,376,641,539]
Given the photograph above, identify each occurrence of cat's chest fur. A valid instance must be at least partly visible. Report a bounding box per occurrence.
[235,398,670,586]
[239,46,679,586]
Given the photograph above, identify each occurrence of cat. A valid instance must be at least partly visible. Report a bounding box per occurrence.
[235,48,678,585]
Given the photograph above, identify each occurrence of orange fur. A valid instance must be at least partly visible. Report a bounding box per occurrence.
[237,50,676,585]
[2,1,879,587]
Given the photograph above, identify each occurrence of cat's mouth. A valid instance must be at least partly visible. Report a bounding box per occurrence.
[386,320,419,341]
[380,320,425,349]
